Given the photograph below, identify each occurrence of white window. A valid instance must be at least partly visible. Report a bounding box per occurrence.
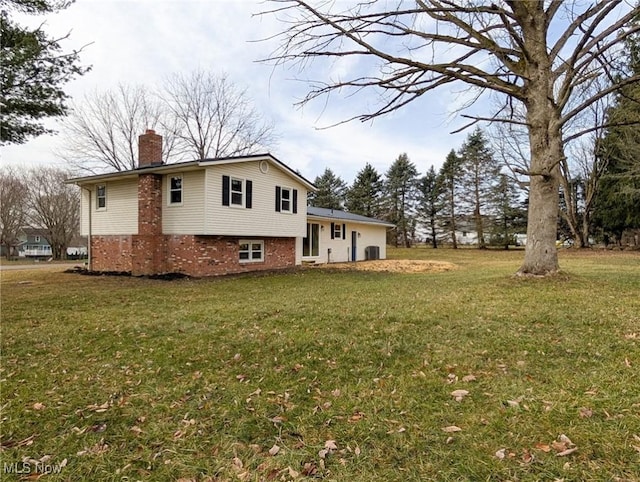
[35,236,41,242]
[239,240,264,263]
[280,187,292,213]
[231,178,243,206]
[96,184,106,210]
[169,176,182,204]
[333,223,342,239]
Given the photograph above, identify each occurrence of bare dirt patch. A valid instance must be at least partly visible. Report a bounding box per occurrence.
[315,259,457,273]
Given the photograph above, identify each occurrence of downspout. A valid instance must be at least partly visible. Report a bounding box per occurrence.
[82,186,92,270]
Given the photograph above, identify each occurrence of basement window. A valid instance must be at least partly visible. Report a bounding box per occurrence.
[239,240,264,263]
[169,176,182,204]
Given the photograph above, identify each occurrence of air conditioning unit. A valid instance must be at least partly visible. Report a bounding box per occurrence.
[365,246,380,260]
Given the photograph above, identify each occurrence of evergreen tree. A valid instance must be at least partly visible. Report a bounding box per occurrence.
[383,153,419,248]
[308,167,347,209]
[417,166,442,248]
[491,174,527,249]
[438,150,463,249]
[458,128,500,249]
[345,163,383,217]
[593,26,640,244]
[1,1,90,144]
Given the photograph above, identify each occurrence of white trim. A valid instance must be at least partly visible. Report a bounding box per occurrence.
[239,239,264,263]
[168,175,183,205]
[280,186,293,213]
[96,184,107,211]
[230,177,244,208]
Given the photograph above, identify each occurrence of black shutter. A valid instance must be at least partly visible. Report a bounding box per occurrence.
[342,224,346,240]
[330,222,335,239]
[292,189,298,214]
[246,180,253,209]
[275,186,281,212]
[222,175,230,206]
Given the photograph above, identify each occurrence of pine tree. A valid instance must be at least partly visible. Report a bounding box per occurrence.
[438,150,463,249]
[383,153,419,248]
[593,27,640,245]
[417,166,442,248]
[1,1,90,144]
[345,163,383,217]
[491,174,527,249]
[308,168,347,209]
[458,128,501,249]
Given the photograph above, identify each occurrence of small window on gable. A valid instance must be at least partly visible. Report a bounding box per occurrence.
[239,240,264,263]
[35,236,41,242]
[96,184,106,210]
[169,176,182,204]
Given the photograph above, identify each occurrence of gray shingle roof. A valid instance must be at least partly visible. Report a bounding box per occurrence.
[306,207,394,227]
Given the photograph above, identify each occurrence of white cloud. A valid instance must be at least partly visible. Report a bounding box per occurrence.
[1,0,475,183]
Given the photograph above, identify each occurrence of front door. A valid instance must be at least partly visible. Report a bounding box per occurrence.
[351,231,357,262]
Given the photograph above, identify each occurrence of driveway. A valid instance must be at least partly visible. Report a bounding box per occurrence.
[0,263,84,271]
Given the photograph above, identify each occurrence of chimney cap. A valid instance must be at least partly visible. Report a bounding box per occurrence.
[145,129,156,135]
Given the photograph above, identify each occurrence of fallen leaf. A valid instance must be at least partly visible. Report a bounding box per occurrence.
[535,443,551,453]
[451,389,469,402]
[318,448,329,459]
[559,434,574,446]
[288,467,300,478]
[556,447,578,457]
[268,444,280,456]
[462,374,476,382]
[324,440,338,450]
[578,407,593,418]
[354,446,361,456]
[32,402,45,410]
[442,425,462,433]
[495,448,507,460]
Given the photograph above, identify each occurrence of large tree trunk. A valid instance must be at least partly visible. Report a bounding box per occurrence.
[518,118,562,275]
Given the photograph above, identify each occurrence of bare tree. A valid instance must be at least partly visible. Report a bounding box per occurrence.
[161,70,277,160]
[263,1,640,275]
[0,167,27,259]
[57,84,180,174]
[26,167,79,260]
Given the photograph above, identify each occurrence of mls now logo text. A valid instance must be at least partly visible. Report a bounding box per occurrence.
[3,461,65,475]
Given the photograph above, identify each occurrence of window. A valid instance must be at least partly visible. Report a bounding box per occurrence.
[96,184,106,210]
[303,223,320,257]
[35,236,41,242]
[231,178,243,206]
[222,176,252,208]
[275,186,297,213]
[239,240,264,263]
[169,176,182,204]
[330,222,346,240]
[281,187,291,212]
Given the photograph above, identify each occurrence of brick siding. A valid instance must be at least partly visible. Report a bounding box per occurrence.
[90,235,295,277]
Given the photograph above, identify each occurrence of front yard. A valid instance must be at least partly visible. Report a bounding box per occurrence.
[1,248,639,481]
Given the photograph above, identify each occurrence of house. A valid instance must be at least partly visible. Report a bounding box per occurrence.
[303,207,394,263]
[17,228,52,258]
[67,130,392,277]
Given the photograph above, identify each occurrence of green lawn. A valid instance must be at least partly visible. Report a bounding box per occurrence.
[1,248,639,481]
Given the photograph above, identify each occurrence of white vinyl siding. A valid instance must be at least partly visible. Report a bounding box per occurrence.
[85,179,138,235]
[163,170,205,234]
[205,161,307,237]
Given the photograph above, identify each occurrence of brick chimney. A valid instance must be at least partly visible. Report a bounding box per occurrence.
[138,129,163,167]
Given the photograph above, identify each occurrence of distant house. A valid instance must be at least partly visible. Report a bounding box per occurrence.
[66,130,394,277]
[17,228,52,258]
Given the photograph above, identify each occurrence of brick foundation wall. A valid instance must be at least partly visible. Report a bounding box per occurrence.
[90,235,133,272]
[90,235,295,277]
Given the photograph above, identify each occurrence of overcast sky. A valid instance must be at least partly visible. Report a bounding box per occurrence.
[2,0,481,183]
